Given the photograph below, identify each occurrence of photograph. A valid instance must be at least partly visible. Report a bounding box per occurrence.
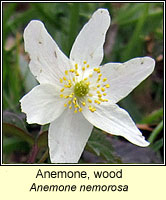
[2,2,164,164]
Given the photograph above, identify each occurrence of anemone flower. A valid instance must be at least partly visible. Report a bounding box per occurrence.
[20,8,155,163]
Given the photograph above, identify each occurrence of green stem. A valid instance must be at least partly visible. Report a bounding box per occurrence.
[38,149,49,163]
[141,108,163,124]
[148,120,163,143]
[27,144,39,164]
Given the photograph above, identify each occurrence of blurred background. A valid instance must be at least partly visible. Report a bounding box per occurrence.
[2,2,164,164]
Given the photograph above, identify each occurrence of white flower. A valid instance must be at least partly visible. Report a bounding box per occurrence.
[20,8,155,163]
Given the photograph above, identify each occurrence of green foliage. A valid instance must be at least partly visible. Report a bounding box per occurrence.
[2,2,163,164]
[141,108,163,124]
[148,120,163,143]
[3,111,34,145]
[36,131,48,148]
[151,138,163,152]
[86,128,122,163]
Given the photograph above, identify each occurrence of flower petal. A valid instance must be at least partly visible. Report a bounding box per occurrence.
[70,8,110,69]
[101,57,155,103]
[24,20,70,85]
[48,109,93,163]
[20,84,66,125]
[82,103,149,147]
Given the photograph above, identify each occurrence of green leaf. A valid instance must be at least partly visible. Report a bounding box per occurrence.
[121,3,149,61]
[141,108,163,124]
[148,120,163,143]
[3,111,34,145]
[116,3,146,25]
[37,149,49,163]
[40,124,49,132]
[3,3,17,24]
[36,131,48,148]
[67,3,80,55]
[3,137,30,154]
[151,138,163,152]
[3,111,27,132]
[86,128,121,163]
[116,3,163,29]
[7,7,36,31]
[30,3,60,28]
[143,10,163,36]
[3,123,34,145]
[3,3,17,42]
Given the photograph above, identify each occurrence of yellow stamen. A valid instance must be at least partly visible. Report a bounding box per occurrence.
[97,77,101,82]
[73,97,77,104]
[88,106,96,112]
[82,102,86,106]
[67,84,72,88]
[94,100,101,104]
[94,68,101,73]
[88,105,92,110]
[103,99,108,102]
[88,99,92,103]
[74,104,79,108]
[59,61,109,114]
[79,108,83,112]
[93,68,100,73]
[101,87,105,92]
[69,69,75,73]
[92,107,96,112]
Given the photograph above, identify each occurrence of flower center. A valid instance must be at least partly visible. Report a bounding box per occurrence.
[58,61,110,113]
[74,81,89,97]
